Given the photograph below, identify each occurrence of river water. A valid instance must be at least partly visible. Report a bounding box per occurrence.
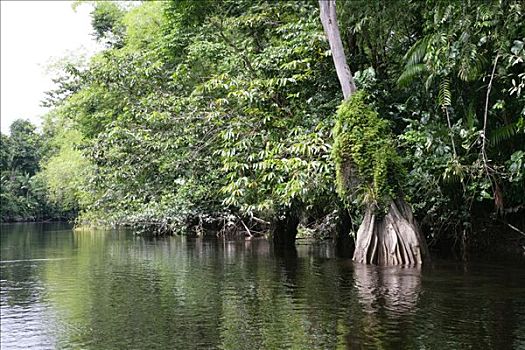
[1,223,524,349]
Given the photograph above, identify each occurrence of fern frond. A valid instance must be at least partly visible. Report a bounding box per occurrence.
[438,77,452,107]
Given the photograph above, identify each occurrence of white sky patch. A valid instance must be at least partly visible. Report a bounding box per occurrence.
[1,1,101,133]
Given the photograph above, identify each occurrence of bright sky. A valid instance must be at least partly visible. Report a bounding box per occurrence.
[0,1,101,133]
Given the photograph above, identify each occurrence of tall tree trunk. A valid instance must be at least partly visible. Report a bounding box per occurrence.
[319,0,357,99]
[319,0,429,265]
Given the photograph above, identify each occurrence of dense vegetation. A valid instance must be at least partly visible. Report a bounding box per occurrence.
[0,120,71,221]
[1,0,523,258]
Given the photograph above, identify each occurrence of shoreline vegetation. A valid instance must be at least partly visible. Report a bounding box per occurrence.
[1,1,524,262]
[2,219,523,262]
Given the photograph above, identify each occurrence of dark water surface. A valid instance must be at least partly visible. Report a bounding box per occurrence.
[1,223,524,350]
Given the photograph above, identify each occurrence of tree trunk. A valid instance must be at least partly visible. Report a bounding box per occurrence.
[271,212,300,246]
[352,198,430,265]
[335,206,354,257]
[319,0,357,100]
[319,0,429,265]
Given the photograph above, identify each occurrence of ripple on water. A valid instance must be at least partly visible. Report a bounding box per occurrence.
[1,301,58,350]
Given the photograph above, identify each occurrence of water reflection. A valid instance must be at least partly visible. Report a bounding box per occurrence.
[353,264,421,315]
[1,224,524,350]
[345,265,422,349]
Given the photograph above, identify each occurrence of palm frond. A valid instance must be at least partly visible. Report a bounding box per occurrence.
[403,36,430,67]
[397,64,427,87]
[489,122,521,146]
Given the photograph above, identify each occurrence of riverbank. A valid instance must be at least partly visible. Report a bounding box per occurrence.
[4,214,523,263]
[72,218,525,263]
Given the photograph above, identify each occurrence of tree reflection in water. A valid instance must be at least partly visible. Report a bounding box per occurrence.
[347,264,422,349]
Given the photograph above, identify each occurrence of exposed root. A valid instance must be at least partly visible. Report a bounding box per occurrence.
[353,198,430,265]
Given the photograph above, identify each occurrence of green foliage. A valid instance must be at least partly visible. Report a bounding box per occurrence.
[37,0,342,232]
[333,92,403,211]
[90,1,126,48]
[0,120,68,222]
[39,129,92,212]
[16,0,521,256]
[1,172,46,221]
[8,120,42,175]
[208,1,338,216]
[0,133,12,171]
[122,1,164,50]
[507,150,524,183]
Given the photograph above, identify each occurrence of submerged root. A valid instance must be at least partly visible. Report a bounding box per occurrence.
[353,198,430,265]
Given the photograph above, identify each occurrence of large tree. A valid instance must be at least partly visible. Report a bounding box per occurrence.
[319,0,430,265]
